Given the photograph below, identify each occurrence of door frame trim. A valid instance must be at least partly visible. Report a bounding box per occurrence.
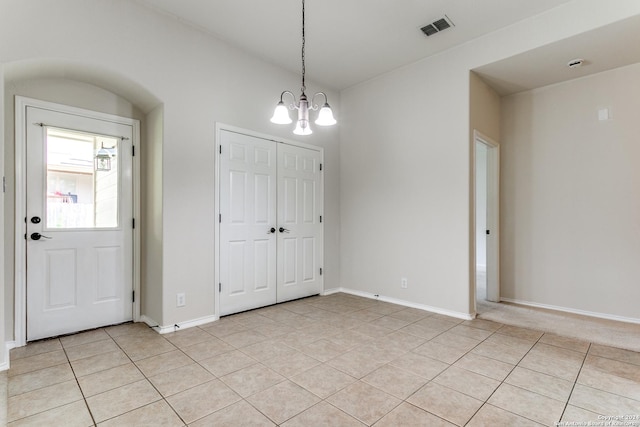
[14,96,141,346]
[214,123,324,317]
[472,130,500,314]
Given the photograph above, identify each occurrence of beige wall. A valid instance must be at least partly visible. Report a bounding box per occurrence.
[469,73,501,143]
[501,63,640,320]
[340,57,472,315]
[339,0,640,318]
[142,105,164,324]
[1,0,340,345]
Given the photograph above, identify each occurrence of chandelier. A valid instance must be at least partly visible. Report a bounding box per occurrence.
[270,0,336,135]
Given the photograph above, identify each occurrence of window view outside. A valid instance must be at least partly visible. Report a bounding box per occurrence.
[46,128,119,229]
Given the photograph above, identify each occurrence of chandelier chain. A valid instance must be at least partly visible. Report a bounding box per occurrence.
[301,0,306,93]
[270,0,335,133]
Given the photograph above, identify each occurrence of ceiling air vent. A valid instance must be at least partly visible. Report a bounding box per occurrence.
[421,15,454,37]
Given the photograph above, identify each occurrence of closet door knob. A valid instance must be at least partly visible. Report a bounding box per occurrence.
[279,227,290,233]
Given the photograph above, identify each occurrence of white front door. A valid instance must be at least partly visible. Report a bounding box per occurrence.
[218,130,323,315]
[26,106,134,341]
[219,131,278,315]
[276,143,323,302]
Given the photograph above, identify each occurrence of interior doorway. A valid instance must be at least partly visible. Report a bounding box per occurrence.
[476,142,488,301]
[474,131,500,312]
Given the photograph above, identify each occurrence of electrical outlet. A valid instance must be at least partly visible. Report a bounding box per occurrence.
[177,293,186,307]
[401,277,408,289]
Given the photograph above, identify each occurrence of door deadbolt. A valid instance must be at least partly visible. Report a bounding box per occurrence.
[31,216,41,224]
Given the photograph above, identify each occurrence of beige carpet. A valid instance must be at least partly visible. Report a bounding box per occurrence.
[477,299,640,352]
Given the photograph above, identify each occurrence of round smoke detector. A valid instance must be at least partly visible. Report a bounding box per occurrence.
[567,58,585,68]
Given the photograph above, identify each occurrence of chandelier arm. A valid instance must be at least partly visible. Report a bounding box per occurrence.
[310,92,329,110]
[280,90,299,109]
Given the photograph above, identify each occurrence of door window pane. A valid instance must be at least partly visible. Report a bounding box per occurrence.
[46,128,119,229]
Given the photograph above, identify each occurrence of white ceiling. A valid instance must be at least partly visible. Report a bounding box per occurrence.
[474,13,640,95]
[135,0,575,91]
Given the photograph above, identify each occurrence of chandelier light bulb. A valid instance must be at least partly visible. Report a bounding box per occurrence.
[270,101,292,124]
[315,103,337,126]
[294,120,313,135]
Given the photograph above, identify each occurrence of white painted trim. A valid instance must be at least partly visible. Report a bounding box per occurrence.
[214,124,221,321]
[1,341,17,371]
[214,123,324,317]
[141,314,219,334]
[132,122,142,323]
[334,287,475,320]
[216,123,324,153]
[14,96,141,345]
[140,315,160,331]
[500,297,640,325]
[321,287,342,296]
[476,264,487,273]
[14,97,28,347]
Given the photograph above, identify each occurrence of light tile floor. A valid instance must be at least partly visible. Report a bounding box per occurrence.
[6,293,640,426]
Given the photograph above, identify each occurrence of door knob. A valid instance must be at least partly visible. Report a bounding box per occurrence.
[30,232,52,241]
[279,227,290,233]
[268,227,276,234]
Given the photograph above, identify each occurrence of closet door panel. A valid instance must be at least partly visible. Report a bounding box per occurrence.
[219,131,277,315]
[276,144,323,302]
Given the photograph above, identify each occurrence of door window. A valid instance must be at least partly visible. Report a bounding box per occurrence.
[45,127,119,229]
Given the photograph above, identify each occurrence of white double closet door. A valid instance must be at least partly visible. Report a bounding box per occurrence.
[219,130,323,316]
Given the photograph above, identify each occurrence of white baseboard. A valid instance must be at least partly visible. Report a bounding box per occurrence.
[1,341,17,372]
[500,297,640,325]
[321,287,342,296]
[138,288,475,335]
[141,314,220,334]
[328,287,474,321]
[140,315,161,332]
